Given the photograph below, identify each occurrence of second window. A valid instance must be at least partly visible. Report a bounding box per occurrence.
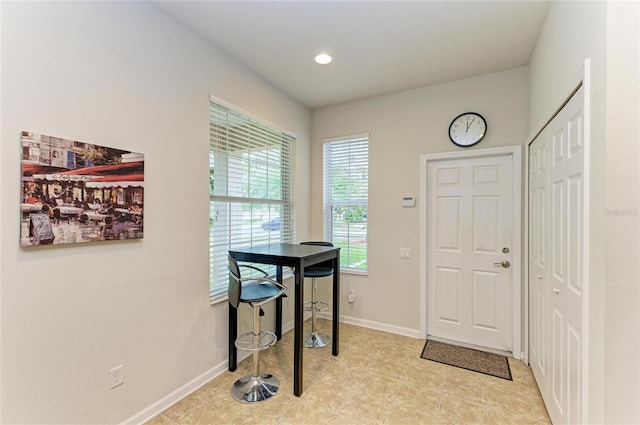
[323,134,369,272]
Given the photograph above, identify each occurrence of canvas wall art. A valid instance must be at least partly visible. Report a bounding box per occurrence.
[20,131,144,247]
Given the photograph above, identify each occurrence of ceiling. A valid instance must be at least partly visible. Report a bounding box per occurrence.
[150,1,550,109]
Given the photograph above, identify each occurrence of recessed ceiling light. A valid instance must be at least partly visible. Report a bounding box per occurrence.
[314,53,332,65]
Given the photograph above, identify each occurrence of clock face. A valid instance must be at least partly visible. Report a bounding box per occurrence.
[449,112,487,147]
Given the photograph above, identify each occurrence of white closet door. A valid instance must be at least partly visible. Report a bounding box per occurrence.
[529,86,585,425]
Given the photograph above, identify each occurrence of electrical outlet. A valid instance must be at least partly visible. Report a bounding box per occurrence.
[110,365,124,389]
[348,289,355,303]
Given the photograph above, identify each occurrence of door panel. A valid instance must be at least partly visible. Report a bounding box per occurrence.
[533,288,547,374]
[473,196,499,253]
[437,197,462,251]
[436,267,462,324]
[472,270,500,330]
[551,305,564,415]
[568,176,582,295]
[552,179,565,281]
[428,154,513,352]
[567,322,582,424]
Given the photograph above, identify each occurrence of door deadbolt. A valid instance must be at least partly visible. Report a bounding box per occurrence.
[494,260,511,268]
[502,247,510,254]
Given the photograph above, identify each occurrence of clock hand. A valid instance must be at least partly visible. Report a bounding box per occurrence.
[465,118,475,132]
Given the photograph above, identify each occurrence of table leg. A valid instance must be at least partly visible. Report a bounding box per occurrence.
[275,265,283,340]
[293,262,304,396]
[228,303,238,371]
[332,254,340,356]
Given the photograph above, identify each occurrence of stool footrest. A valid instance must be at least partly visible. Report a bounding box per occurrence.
[235,330,277,352]
[303,301,329,313]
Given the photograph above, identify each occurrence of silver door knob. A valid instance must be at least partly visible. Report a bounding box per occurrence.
[494,261,511,268]
[553,288,560,295]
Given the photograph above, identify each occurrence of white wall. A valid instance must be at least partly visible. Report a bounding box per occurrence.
[310,68,529,334]
[528,1,640,423]
[603,1,640,422]
[0,2,310,424]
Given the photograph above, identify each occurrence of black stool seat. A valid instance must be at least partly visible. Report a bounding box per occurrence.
[304,267,334,278]
[241,283,284,303]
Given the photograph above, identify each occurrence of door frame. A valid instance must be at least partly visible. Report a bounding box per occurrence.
[419,145,523,359]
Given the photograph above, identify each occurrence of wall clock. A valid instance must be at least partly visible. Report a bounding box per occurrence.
[448,112,487,147]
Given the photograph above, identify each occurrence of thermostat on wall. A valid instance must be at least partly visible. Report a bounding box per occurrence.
[402,197,415,207]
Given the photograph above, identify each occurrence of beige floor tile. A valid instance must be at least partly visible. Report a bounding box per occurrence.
[507,358,533,385]
[178,398,257,425]
[144,414,177,425]
[444,363,488,384]
[483,373,517,388]
[276,398,338,425]
[330,414,371,425]
[487,404,539,425]
[437,393,487,425]
[162,392,207,423]
[338,404,388,425]
[340,391,394,424]
[525,374,545,398]
[533,398,553,425]
[408,358,448,379]
[442,368,487,404]
[399,378,443,398]
[194,374,236,401]
[485,379,535,413]
[148,319,546,425]
[485,373,528,391]
[385,403,438,425]
[299,387,352,412]
[442,380,486,405]
[389,386,441,415]
[229,392,296,423]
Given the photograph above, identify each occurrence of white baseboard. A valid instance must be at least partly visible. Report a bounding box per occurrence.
[123,316,416,424]
[318,312,421,339]
[121,361,226,425]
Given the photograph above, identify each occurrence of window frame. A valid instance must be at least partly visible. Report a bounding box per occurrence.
[209,95,296,304]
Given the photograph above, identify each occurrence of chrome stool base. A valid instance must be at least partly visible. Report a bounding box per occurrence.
[231,373,280,403]
[304,331,331,348]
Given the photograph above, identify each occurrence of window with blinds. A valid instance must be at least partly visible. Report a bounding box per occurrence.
[209,98,295,301]
[323,134,368,272]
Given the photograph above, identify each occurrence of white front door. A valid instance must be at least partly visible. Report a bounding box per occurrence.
[426,153,515,352]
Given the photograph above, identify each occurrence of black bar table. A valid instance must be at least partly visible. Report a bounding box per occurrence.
[228,243,340,397]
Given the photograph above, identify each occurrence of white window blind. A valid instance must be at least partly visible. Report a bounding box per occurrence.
[209,100,295,301]
[323,134,368,272]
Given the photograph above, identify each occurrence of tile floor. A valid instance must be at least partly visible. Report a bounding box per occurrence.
[146,319,552,425]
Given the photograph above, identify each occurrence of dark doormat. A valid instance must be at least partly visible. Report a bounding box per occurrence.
[421,339,512,381]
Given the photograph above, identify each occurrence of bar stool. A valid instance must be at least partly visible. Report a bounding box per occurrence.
[228,255,287,403]
[300,241,334,348]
